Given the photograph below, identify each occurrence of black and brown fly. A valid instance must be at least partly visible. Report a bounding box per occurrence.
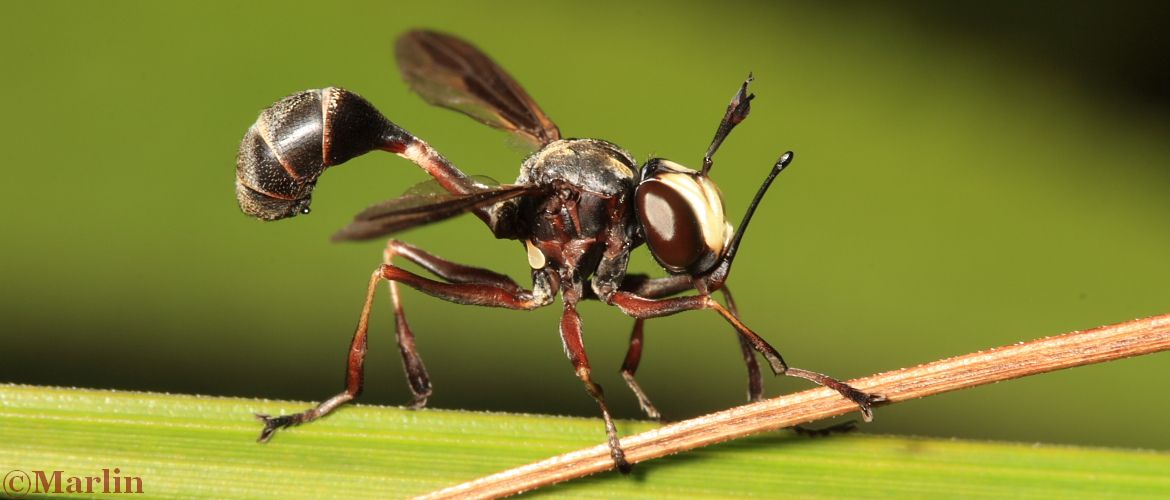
[235,30,880,472]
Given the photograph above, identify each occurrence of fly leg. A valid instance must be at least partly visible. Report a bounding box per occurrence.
[561,301,632,473]
[619,318,659,420]
[612,274,689,420]
[718,289,832,435]
[382,240,532,408]
[256,251,554,442]
[606,291,882,422]
[611,276,763,419]
[719,287,764,403]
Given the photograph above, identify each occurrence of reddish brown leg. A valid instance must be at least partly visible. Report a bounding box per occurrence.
[607,291,879,421]
[613,275,691,420]
[721,288,764,402]
[716,291,845,435]
[257,257,549,442]
[611,275,677,419]
[382,240,528,408]
[614,276,763,417]
[256,270,382,442]
[619,318,659,420]
[616,273,692,297]
[561,301,631,473]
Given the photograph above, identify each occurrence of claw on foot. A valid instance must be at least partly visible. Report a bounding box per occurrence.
[842,389,882,422]
[408,395,429,410]
[781,367,885,422]
[854,392,888,422]
[615,455,633,475]
[607,436,632,474]
[255,413,298,443]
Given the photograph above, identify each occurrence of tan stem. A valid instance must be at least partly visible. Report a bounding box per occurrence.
[419,313,1170,499]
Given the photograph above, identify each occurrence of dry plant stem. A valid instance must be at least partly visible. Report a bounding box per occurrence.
[420,313,1170,500]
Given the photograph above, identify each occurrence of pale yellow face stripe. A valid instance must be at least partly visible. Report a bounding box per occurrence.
[654,161,728,256]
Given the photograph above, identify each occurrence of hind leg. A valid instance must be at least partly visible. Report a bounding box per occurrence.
[257,245,554,441]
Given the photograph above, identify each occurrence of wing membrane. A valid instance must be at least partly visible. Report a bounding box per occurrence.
[332,183,546,241]
[395,30,561,148]
[401,175,499,197]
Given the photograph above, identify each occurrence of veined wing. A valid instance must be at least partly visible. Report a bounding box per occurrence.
[331,183,547,241]
[395,30,562,148]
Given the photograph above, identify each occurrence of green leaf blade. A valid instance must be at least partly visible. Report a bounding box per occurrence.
[2,384,1167,498]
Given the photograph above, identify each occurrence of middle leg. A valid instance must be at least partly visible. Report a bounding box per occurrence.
[383,239,531,408]
[561,301,632,473]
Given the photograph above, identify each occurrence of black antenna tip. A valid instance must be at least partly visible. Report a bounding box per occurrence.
[775,151,794,171]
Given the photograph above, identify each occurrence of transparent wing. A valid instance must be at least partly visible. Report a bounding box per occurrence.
[401,175,499,197]
[331,183,547,241]
[395,30,562,148]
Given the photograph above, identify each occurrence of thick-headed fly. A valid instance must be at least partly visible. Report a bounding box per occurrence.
[235,30,880,472]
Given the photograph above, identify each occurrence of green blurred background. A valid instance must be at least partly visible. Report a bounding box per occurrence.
[2,0,1168,452]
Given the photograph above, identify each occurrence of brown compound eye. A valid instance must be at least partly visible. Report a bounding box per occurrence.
[635,159,729,274]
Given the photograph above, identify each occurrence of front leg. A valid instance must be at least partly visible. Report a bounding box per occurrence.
[607,291,880,422]
[610,274,691,420]
[617,285,764,420]
[601,275,765,418]
[721,288,764,403]
[257,254,554,442]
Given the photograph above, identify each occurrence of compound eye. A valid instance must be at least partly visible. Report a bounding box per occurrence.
[637,180,702,271]
[635,163,728,273]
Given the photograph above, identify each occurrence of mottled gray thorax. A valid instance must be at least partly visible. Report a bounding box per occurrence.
[516,139,639,288]
[516,139,637,196]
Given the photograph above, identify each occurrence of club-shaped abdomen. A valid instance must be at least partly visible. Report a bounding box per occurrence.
[635,159,731,274]
[235,87,412,221]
